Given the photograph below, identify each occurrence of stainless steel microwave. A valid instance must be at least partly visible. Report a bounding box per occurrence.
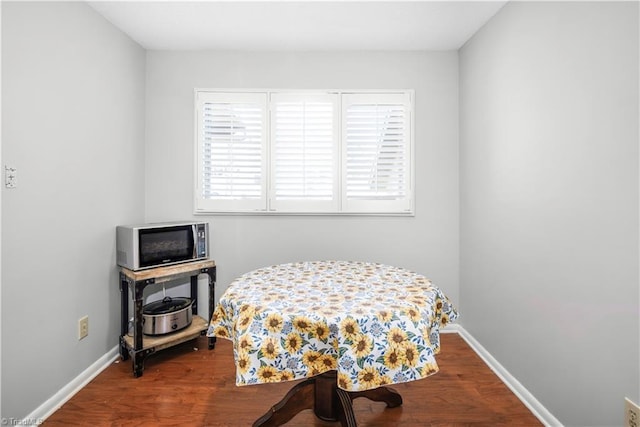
[116,221,209,271]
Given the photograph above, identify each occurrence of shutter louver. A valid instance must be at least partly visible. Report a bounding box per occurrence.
[202,102,263,199]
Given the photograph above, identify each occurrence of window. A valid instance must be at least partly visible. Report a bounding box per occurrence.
[271,93,339,212]
[343,93,412,213]
[195,90,413,215]
[196,92,267,212]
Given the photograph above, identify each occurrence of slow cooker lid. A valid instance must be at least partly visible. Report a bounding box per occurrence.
[143,296,192,315]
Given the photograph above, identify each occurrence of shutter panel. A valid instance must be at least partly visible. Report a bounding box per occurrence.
[270,93,339,212]
[343,93,412,213]
[196,92,267,212]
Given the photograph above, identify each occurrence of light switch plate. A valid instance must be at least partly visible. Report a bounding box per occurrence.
[5,166,17,188]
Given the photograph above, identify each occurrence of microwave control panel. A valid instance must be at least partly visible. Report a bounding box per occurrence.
[196,223,208,258]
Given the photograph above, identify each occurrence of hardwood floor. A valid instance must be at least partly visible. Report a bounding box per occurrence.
[43,334,542,426]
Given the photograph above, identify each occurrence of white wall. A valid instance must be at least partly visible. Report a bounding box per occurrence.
[459,2,639,426]
[144,51,460,307]
[1,2,146,419]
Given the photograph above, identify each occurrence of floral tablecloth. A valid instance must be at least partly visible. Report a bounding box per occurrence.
[207,260,458,392]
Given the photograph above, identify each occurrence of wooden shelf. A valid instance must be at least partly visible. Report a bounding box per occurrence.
[120,260,216,285]
[122,315,209,353]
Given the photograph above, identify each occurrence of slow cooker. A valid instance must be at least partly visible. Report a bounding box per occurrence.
[142,296,193,335]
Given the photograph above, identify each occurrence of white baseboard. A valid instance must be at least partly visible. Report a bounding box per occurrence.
[24,346,119,424]
[449,324,563,427]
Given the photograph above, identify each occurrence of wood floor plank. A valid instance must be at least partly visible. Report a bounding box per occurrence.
[43,334,542,426]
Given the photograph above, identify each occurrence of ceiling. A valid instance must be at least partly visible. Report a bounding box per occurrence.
[87,1,508,51]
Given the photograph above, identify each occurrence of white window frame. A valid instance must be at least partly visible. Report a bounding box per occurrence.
[194,89,414,215]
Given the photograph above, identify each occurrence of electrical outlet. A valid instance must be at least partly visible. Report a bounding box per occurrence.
[626,398,639,427]
[78,316,89,340]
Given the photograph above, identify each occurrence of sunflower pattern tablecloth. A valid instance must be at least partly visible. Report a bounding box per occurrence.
[207,260,458,392]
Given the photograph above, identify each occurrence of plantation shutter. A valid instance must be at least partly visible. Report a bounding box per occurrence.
[342,93,412,213]
[195,89,413,215]
[195,92,267,212]
[270,93,339,212]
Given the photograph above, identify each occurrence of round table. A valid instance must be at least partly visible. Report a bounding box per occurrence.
[208,260,458,426]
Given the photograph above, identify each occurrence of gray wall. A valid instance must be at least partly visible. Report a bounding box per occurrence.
[459,2,639,426]
[1,2,145,419]
[144,51,460,306]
